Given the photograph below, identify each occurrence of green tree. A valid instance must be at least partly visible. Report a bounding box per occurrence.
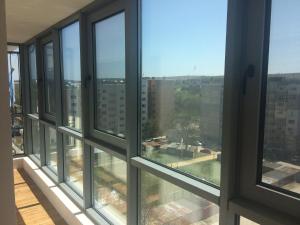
[142,118,160,140]
[172,85,202,151]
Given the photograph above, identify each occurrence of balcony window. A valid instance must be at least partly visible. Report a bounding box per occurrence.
[28,44,38,114]
[94,12,126,138]
[140,171,219,225]
[64,135,83,195]
[61,21,82,131]
[92,148,127,224]
[45,126,57,174]
[141,0,227,186]
[259,0,300,196]
[7,47,24,155]
[31,120,40,159]
[43,42,56,116]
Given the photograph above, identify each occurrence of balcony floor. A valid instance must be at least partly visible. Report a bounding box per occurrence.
[14,169,67,225]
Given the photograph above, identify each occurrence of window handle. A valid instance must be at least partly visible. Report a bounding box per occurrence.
[243,64,255,95]
[84,75,92,88]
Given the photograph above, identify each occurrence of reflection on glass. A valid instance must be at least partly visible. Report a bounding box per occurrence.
[94,13,126,138]
[240,217,259,225]
[61,22,82,131]
[93,148,127,224]
[45,126,57,174]
[31,120,40,159]
[64,135,83,195]
[43,42,56,115]
[7,52,21,112]
[28,44,38,114]
[141,171,219,225]
[7,49,24,155]
[261,0,300,195]
[11,116,23,155]
[141,0,227,186]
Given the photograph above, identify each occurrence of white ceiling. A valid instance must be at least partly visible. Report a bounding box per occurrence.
[6,0,93,43]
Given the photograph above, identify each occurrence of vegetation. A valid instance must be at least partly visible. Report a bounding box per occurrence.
[171,85,202,149]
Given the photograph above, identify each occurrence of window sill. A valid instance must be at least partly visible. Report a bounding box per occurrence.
[229,197,299,225]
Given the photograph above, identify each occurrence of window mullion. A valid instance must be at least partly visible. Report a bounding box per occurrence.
[219,0,246,224]
[125,0,139,224]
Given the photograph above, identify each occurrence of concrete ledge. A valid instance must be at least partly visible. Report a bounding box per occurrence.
[13,157,96,225]
[13,157,23,169]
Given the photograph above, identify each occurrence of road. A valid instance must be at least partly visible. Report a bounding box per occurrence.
[167,153,217,168]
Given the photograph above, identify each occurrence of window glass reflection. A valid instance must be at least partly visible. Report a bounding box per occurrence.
[61,22,82,131]
[141,171,219,225]
[141,0,227,186]
[7,52,22,113]
[7,49,24,155]
[31,120,40,159]
[94,12,126,138]
[43,42,56,115]
[93,148,127,224]
[64,135,83,195]
[28,45,38,114]
[11,116,24,155]
[45,126,57,174]
[261,0,300,195]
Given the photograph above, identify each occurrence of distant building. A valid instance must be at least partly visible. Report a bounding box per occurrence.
[13,80,21,107]
[143,76,223,150]
[195,76,223,148]
[146,78,176,134]
[96,79,126,137]
[264,73,300,165]
[63,80,82,130]
[65,73,300,167]
[141,79,149,127]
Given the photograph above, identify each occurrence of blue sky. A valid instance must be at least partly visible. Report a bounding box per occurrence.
[142,0,300,77]
[142,0,227,77]
[268,0,300,74]
[55,0,300,79]
[8,0,300,80]
[56,0,300,79]
[95,13,125,79]
[61,21,81,80]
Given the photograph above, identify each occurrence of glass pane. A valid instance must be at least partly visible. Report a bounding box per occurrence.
[64,135,83,195]
[261,0,300,195]
[141,171,219,225]
[11,116,24,155]
[45,126,57,174]
[141,0,227,186]
[61,22,82,131]
[7,52,21,113]
[94,12,126,138]
[28,44,38,114]
[31,120,40,159]
[93,148,127,224]
[240,217,259,225]
[7,50,24,155]
[43,42,56,115]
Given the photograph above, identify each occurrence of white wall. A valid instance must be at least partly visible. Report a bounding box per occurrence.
[0,0,17,224]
